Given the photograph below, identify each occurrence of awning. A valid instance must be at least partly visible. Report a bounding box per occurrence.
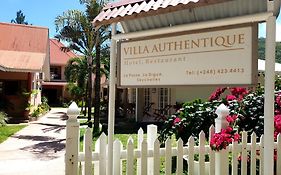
[42,81,68,86]
[0,50,46,72]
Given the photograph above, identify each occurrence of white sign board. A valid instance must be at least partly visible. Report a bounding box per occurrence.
[118,25,257,87]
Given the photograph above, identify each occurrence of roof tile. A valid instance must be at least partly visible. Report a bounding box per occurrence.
[93,0,227,27]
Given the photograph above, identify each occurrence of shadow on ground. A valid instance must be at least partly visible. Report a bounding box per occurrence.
[47,112,68,121]
[12,135,56,141]
[20,139,65,160]
[33,123,65,133]
[12,134,66,160]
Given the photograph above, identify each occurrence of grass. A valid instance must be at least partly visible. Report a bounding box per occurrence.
[78,127,183,174]
[0,125,27,143]
[79,128,142,151]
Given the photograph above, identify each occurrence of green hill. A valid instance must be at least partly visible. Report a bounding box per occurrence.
[258,38,281,63]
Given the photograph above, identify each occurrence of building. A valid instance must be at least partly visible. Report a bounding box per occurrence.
[42,39,77,106]
[0,22,49,123]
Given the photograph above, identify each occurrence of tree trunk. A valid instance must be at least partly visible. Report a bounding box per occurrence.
[87,55,93,128]
[94,43,101,133]
[84,81,88,116]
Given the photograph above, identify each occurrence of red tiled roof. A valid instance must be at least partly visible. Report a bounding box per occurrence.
[0,22,49,72]
[50,39,77,66]
[93,0,229,27]
[0,50,45,72]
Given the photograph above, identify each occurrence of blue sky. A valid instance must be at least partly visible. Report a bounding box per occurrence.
[0,0,85,38]
[0,0,280,41]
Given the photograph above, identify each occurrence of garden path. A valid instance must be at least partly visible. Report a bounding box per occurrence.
[0,108,67,175]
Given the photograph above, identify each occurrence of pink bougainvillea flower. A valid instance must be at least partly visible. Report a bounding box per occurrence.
[230,87,248,101]
[226,95,236,101]
[226,116,234,123]
[208,87,227,102]
[276,93,281,107]
[226,115,238,124]
[173,117,181,125]
[233,133,240,141]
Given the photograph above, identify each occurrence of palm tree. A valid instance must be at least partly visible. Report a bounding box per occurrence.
[11,10,29,25]
[55,0,110,131]
[64,57,88,111]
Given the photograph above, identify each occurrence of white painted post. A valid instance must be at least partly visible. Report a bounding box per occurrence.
[264,1,276,175]
[147,125,158,175]
[215,104,229,175]
[65,102,80,175]
[84,127,92,175]
[113,140,121,175]
[137,128,144,175]
[108,23,117,175]
[209,125,215,175]
[165,138,172,175]
[127,137,134,175]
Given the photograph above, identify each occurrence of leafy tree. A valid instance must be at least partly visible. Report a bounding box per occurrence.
[64,57,88,108]
[11,10,29,25]
[258,38,281,63]
[55,0,110,132]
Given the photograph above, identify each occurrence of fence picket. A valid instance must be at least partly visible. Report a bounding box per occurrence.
[137,128,144,175]
[188,136,195,175]
[141,139,148,175]
[113,139,122,175]
[277,134,281,175]
[259,135,264,175]
[99,133,107,175]
[232,140,238,175]
[251,132,257,175]
[176,138,183,175]
[120,142,124,174]
[67,124,281,175]
[209,125,215,175]
[147,125,158,175]
[94,138,100,175]
[165,138,172,175]
[127,137,134,175]
[83,127,92,175]
[199,131,206,175]
[241,131,247,175]
[153,139,160,175]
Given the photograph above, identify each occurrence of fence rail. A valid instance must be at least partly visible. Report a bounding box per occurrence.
[65,102,281,175]
[75,126,281,175]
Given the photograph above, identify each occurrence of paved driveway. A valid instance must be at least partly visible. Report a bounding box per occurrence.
[0,108,67,175]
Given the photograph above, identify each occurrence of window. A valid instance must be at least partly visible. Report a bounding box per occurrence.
[144,88,151,108]
[5,81,20,95]
[158,88,171,115]
[50,66,62,80]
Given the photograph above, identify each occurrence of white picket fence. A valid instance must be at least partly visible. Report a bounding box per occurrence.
[75,125,281,175]
[65,102,281,175]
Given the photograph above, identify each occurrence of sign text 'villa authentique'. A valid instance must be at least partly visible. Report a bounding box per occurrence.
[118,25,258,87]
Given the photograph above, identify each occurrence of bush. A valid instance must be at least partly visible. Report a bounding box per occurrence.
[30,96,50,119]
[0,111,8,126]
[158,86,265,144]
[158,99,220,144]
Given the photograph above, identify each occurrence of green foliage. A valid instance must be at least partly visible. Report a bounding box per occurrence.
[0,111,8,126]
[258,38,281,63]
[11,10,29,25]
[159,77,281,144]
[55,1,111,131]
[158,99,221,144]
[30,96,50,118]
